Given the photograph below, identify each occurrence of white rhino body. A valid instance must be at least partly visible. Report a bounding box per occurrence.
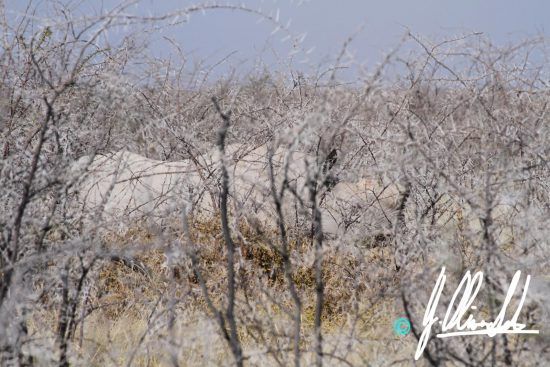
[71,145,402,236]
[72,151,202,220]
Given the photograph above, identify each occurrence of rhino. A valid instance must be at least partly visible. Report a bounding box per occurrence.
[69,144,402,238]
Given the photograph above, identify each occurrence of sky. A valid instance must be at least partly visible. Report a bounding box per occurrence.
[6,0,550,79]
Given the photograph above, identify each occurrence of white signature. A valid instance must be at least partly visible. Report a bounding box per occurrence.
[415,267,539,360]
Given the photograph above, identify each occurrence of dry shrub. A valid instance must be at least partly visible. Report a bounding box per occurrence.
[92,215,399,327]
[2,3,549,363]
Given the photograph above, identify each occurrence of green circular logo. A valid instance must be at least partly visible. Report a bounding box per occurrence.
[393,317,411,336]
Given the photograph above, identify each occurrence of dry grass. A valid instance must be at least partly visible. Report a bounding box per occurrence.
[27,216,410,366]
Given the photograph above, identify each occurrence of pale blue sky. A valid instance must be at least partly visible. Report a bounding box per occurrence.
[7,0,550,78]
